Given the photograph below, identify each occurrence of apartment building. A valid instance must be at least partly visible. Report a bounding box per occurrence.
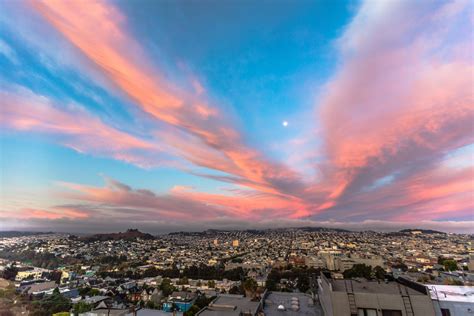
[318,273,435,316]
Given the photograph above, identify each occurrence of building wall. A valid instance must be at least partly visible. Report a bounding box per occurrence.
[318,276,335,316]
[410,295,437,316]
[432,300,474,316]
[330,292,351,316]
[336,257,385,271]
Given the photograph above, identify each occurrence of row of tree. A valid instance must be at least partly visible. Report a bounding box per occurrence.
[99,264,246,281]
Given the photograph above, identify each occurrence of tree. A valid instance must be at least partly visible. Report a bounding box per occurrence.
[72,301,92,315]
[229,285,242,295]
[243,278,258,298]
[443,260,458,272]
[178,276,189,285]
[31,288,72,316]
[160,278,175,297]
[145,301,160,309]
[297,276,309,293]
[343,264,372,279]
[2,264,18,281]
[207,280,215,288]
[265,278,278,291]
[373,266,386,280]
[392,263,408,272]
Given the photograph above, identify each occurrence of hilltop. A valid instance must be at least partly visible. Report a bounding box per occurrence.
[79,229,155,242]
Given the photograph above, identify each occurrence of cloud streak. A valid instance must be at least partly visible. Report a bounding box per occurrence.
[313,0,474,220]
[0,0,472,231]
[30,0,311,210]
[0,86,162,167]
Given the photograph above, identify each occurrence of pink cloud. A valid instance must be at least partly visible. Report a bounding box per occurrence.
[0,87,164,167]
[0,207,89,220]
[7,0,470,227]
[314,0,473,219]
[30,0,311,210]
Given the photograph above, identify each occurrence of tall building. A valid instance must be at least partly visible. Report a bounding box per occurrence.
[318,273,436,316]
[213,239,218,246]
[232,239,239,247]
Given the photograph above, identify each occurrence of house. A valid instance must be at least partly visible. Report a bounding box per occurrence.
[24,281,57,295]
[163,291,197,312]
[140,287,162,304]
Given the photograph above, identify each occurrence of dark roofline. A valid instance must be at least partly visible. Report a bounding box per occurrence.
[396,277,428,295]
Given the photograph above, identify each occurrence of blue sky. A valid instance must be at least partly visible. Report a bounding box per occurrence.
[0,0,472,233]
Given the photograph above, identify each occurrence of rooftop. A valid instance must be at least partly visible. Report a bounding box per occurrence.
[331,279,424,296]
[263,292,323,316]
[197,294,261,316]
[426,285,474,303]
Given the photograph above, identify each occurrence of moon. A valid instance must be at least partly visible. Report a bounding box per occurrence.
[282,120,288,127]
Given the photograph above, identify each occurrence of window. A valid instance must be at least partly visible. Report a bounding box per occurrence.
[382,310,402,316]
[441,309,451,316]
[358,308,377,316]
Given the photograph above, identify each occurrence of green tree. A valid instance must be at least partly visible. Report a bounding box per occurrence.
[178,276,189,285]
[207,280,215,288]
[243,278,258,298]
[229,285,242,295]
[184,304,201,316]
[297,276,309,293]
[443,260,458,271]
[2,264,18,281]
[343,264,372,279]
[145,301,159,309]
[31,288,72,316]
[72,301,92,315]
[373,266,386,280]
[265,278,278,291]
[160,278,175,297]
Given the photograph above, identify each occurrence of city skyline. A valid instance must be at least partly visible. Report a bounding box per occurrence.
[1,0,473,233]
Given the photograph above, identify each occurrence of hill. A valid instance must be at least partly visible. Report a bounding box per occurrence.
[80,229,155,242]
[0,231,55,238]
[399,229,446,234]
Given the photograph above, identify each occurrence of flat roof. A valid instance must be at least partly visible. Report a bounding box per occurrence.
[426,285,474,303]
[197,294,260,316]
[263,292,323,316]
[331,279,424,296]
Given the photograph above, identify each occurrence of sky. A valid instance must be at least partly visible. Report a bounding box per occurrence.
[0,0,473,234]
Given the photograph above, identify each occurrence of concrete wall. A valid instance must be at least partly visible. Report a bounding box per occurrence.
[318,275,334,316]
[432,300,474,316]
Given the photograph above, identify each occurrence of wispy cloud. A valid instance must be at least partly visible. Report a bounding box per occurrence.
[30,0,310,208]
[313,0,473,220]
[0,0,471,231]
[0,86,163,167]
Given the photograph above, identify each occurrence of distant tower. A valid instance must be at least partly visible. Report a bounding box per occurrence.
[232,239,239,247]
[213,239,218,246]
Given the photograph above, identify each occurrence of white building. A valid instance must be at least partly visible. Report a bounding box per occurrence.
[426,285,474,316]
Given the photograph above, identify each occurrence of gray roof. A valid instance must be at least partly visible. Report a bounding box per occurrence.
[263,292,323,316]
[331,279,424,295]
[126,309,183,316]
[28,281,57,294]
[197,294,261,316]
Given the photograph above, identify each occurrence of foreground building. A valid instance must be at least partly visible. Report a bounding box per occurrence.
[426,284,474,316]
[263,291,323,315]
[197,294,262,315]
[319,273,435,316]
